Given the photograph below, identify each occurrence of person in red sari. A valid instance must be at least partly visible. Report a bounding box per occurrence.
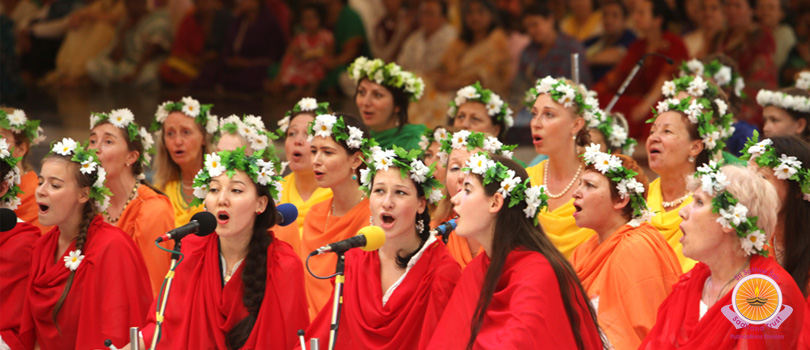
[301,114,371,320]
[304,145,461,349]
[742,135,810,347]
[132,147,309,349]
[428,153,605,349]
[0,137,40,349]
[593,0,688,140]
[640,164,806,349]
[12,138,152,350]
[571,149,681,350]
[0,108,47,232]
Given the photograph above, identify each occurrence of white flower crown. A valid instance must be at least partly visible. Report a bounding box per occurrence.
[151,97,218,135]
[464,152,549,223]
[218,114,278,156]
[348,57,424,102]
[743,134,810,202]
[680,58,745,97]
[50,138,112,213]
[90,109,156,168]
[0,109,46,146]
[756,90,810,114]
[582,144,654,225]
[449,82,514,129]
[360,145,444,204]
[0,138,22,209]
[306,114,365,149]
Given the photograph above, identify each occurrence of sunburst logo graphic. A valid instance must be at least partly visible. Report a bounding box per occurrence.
[732,275,782,324]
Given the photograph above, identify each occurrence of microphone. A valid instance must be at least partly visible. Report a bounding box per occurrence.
[430,218,456,244]
[1,208,17,232]
[310,226,385,255]
[276,203,298,227]
[155,211,217,243]
[604,52,674,113]
[104,339,119,350]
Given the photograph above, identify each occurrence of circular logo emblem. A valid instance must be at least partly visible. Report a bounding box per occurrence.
[731,274,782,324]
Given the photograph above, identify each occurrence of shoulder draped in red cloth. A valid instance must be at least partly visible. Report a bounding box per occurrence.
[640,255,806,349]
[141,232,309,350]
[0,220,40,349]
[570,222,682,350]
[426,249,603,349]
[304,239,462,349]
[15,215,152,350]
[15,171,51,233]
[301,198,371,320]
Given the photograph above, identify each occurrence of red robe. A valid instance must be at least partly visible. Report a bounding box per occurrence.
[640,255,806,349]
[16,215,152,350]
[426,249,604,349]
[304,239,462,349]
[0,220,40,349]
[141,232,309,350]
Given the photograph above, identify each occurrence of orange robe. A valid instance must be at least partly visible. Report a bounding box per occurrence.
[115,185,175,297]
[570,222,682,350]
[647,177,697,272]
[526,161,596,259]
[15,171,51,233]
[275,174,332,257]
[301,198,371,320]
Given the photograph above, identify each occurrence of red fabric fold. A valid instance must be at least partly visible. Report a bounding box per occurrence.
[427,249,603,349]
[640,255,806,349]
[304,240,461,349]
[141,232,309,350]
[0,221,40,350]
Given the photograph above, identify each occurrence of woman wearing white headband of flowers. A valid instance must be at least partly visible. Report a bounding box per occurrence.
[447,81,514,139]
[273,98,333,246]
[570,146,680,350]
[0,136,40,348]
[428,153,605,349]
[524,76,597,259]
[419,127,451,227]
[438,129,515,268]
[757,72,810,143]
[349,57,427,150]
[742,134,810,347]
[0,108,47,231]
[302,113,371,320]
[132,148,309,350]
[304,145,461,349]
[646,74,735,272]
[151,97,217,228]
[641,163,805,349]
[215,114,276,155]
[13,139,151,349]
[88,109,174,296]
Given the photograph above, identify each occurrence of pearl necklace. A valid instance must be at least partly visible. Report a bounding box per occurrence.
[544,161,583,199]
[662,192,691,208]
[105,183,140,224]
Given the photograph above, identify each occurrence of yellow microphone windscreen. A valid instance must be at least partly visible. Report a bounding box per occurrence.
[358,226,386,251]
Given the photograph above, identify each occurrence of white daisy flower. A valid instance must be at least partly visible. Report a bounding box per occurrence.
[482,136,503,153]
[702,131,720,150]
[220,115,240,127]
[687,76,708,97]
[256,165,274,185]
[609,125,628,148]
[4,196,21,210]
[272,181,284,202]
[504,109,514,128]
[409,159,430,183]
[181,96,201,117]
[557,84,576,108]
[94,167,107,188]
[747,139,773,157]
[714,172,730,193]
[466,153,491,175]
[243,115,265,130]
[686,59,704,76]
[583,143,602,163]
[90,113,101,129]
[373,149,397,171]
[298,97,319,111]
[434,128,448,142]
[205,115,218,134]
[536,76,557,94]
[700,174,717,195]
[359,168,371,187]
[734,77,745,97]
[451,130,471,149]
[501,150,514,158]
[661,81,677,97]
[686,99,702,124]
[594,154,621,173]
[249,133,269,151]
[715,66,732,86]
[79,159,97,175]
[373,69,385,84]
[498,171,521,198]
[277,116,290,135]
[716,209,734,229]
[193,184,208,199]
[523,203,539,219]
[779,154,802,168]
[313,114,337,139]
[457,85,480,100]
[524,185,546,205]
[428,188,444,203]
[655,100,671,114]
[418,135,429,150]
[155,101,171,123]
[346,126,364,149]
[0,138,9,158]
[454,95,467,108]
[109,108,135,128]
[714,98,728,117]
[6,110,26,129]
[63,250,84,271]
[139,127,154,151]
[728,203,749,226]
[205,153,226,178]
[796,72,810,90]
[774,163,798,180]
[741,230,766,255]
[486,94,503,116]
[53,138,77,156]
[437,151,448,165]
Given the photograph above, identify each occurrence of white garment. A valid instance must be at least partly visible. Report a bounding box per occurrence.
[220,253,244,285]
[396,24,457,73]
[699,300,708,320]
[381,234,437,306]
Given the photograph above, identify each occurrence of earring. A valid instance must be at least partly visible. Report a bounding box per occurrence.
[415,219,425,234]
[257,210,262,215]
[352,174,358,181]
[688,156,695,163]
[125,162,130,167]
[369,215,374,225]
[572,135,577,140]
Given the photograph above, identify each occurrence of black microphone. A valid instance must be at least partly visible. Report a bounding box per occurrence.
[276,203,298,227]
[155,211,217,243]
[604,52,674,113]
[310,226,385,255]
[0,208,17,232]
[430,218,456,244]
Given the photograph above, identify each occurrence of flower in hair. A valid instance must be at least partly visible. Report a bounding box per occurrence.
[0,137,22,209]
[523,76,593,115]
[49,138,112,212]
[191,147,284,206]
[306,114,370,153]
[582,144,652,224]
[348,57,424,101]
[449,81,514,129]
[90,110,156,167]
[796,72,810,90]
[742,132,810,202]
[360,144,444,204]
[0,109,46,146]
[437,130,517,164]
[218,114,280,160]
[679,59,746,97]
[150,97,218,135]
[278,97,330,137]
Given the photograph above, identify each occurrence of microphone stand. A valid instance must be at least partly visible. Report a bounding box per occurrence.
[327,252,346,350]
[604,52,674,114]
[150,240,183,350]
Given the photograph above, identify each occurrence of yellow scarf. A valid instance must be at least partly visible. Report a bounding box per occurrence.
[647,178,697,272]
[279,173,333,236]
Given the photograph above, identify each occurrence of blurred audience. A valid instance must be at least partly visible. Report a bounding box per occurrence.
[396,0,456,73]
[584,0,636,82]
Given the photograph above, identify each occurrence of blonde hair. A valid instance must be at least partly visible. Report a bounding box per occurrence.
[688,165,779,239]
[152,118,213,190]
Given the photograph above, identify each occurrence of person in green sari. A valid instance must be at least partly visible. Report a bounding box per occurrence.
[317,0,370,95]
[348,56,426,150]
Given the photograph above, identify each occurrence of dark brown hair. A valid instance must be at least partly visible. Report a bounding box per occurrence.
[466,155,605,349]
